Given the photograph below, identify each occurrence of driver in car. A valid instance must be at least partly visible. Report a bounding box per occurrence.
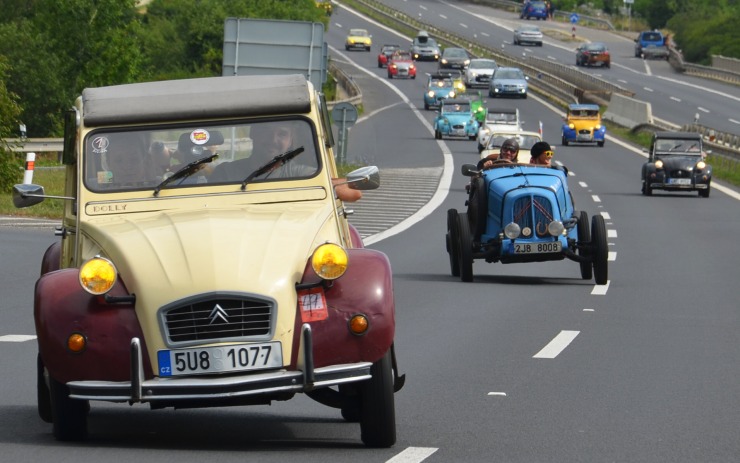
[477,137,520,170]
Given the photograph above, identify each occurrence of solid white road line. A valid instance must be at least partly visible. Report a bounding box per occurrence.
[533,330,580,359]
[591,281,610,295]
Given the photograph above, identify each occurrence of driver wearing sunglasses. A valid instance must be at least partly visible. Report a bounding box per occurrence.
[478,138,520,170]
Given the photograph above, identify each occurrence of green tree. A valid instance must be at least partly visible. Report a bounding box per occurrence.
[0,57,23,191]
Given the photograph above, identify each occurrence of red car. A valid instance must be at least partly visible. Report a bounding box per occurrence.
[387,51,416,79]
[377,44,400,68]
[575,42,611,68]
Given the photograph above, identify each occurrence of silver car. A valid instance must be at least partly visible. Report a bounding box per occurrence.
[488,67,529,99]
[464,58,498,88]
[513,25,543,46]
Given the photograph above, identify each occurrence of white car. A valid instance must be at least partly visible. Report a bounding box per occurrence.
[476,107,522,153]
[464,58,498,89]
[513,25,543,47]
[480,130,543,162]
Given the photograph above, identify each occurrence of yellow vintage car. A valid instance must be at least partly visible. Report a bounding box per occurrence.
[345,28,372,51]
[12,74,403,447]
[315,0,332,15]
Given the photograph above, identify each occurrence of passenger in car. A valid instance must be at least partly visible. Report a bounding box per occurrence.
[477,137,519,170]
[211,122,362,202]
[529,141,553,166]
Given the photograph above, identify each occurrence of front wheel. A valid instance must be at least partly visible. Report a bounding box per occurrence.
[562,134,569,146]
[37,354,52,423]
[699,183,711,198]
[457,212,474,282]
[447,209,461,277]
[591,215,608,285]
[50,377,89,441]
[577,211,592,280]
[597,140,605,147]
[359,351,396,448]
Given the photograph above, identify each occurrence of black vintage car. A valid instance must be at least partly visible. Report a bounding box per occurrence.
[641,132,712,197]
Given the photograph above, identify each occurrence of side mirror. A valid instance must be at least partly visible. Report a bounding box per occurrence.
[345,165,380,191]
[12,183,46,208]
[461,164,478,177]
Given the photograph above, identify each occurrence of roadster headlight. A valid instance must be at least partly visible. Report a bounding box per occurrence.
[548,221,565,236]
[311,243,348,280]
[504,222,521,239]
[79,256,117,295]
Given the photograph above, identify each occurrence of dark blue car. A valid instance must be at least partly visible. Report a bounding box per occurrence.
[446,163,608,284]
[521,1,548,20]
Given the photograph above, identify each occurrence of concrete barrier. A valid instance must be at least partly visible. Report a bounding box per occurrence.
[603,93,653,128]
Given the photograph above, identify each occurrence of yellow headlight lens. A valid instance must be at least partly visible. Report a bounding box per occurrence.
[311,243,348,280]
[79,256,117,295]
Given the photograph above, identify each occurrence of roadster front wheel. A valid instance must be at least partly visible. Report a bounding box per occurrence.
[577,211,592,281]
[457,212,474,282]
[447,209,461,277]
[591,215,608,285]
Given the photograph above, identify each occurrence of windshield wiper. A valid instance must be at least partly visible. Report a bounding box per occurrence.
[240,146,304,190]
[153,153,219,196]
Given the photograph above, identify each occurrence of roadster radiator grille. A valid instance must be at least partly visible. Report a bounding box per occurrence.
[163,297,274,345]
[513,195,554,237]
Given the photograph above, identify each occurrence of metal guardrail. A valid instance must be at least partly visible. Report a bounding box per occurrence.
[327,60,363,108]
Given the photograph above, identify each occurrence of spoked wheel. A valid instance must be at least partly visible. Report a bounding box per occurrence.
[591,214,609,285]
[359,350,396,448]
[456,212,474,282]
[577,211,592,281]
[447,209,460,277]
[49,376,89,441]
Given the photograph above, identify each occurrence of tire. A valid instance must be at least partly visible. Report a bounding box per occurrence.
[49,376,89,441]
[447,209,461,277]
[562,134,569,146]
[435,129,442,140]
[457,212,474,282]
[359,350,396,448]
[591,215,608,285]
[339,384,361,422]
[388,73,393,79]
[597,140,605,147]
[699,183,711,198]
[467,177,487,239]
[522,93,527,99]
[488,89,494,97]
[37,354,52,423]
[642,180,652,196]
[424,101,429,110]
[577,211,592,281]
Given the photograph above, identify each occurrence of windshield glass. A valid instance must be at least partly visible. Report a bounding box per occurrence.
[655,139,702,154]
[496,70,523,80]
[84,118,320,193]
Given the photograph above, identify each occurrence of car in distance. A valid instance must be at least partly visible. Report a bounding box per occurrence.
[635,30,668,59]
[438,68,466,94]
[464,58,498,89]
[377,44,401,68]
[315,0,332,15]
[11,73,403,447]
[488,67,528,98]
[575,42,611,68]
[476,107,522,152]
[345,28,372,51]
[641,131,712,197]
[447,163,608,284]
[423,73,456,110]
[433,98,480,140]
[387,50,416,79]
[520,1,548,20]
[561,103,606,147]
[480,130,542,162]
[439,47,471,69]
[513,25,543,46]
[411,30,441,61]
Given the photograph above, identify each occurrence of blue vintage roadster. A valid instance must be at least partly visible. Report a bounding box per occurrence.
[446,162,608,284]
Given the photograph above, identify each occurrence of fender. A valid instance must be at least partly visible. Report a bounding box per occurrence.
[40,241,61,276]
[295,248,395,368]
[348,223,364,249]
[34,269,150,383]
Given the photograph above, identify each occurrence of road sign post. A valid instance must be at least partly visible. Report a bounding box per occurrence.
[331,102,358,166]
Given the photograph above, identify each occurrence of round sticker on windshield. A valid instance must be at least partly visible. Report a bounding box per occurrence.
[190,129,210,146]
